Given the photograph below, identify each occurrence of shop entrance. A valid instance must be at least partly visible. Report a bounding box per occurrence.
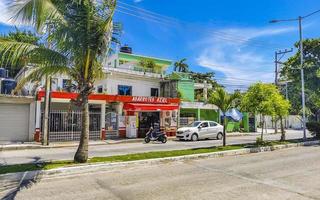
[138,112,160,138]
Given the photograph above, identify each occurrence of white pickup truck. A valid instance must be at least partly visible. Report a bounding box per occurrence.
[176,121,224,141]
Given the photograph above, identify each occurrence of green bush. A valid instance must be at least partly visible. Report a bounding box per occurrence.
[255,137,272,147]
[306,122,320,138]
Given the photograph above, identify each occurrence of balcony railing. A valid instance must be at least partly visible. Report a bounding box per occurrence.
[105,64,164,78]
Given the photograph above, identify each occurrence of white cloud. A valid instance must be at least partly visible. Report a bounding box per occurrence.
[134,0,143,3]
[195,26,295,91]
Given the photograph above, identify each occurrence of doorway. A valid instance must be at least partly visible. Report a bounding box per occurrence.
[138,112,160,138]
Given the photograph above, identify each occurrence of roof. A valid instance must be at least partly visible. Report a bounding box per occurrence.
[118,52,172,67]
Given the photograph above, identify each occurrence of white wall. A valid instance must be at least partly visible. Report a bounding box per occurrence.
[256,115,303,130]
[96,73,160,97]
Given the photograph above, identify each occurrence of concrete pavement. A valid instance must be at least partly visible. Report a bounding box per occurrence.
[1,144,319,200]
[0,129,311,165]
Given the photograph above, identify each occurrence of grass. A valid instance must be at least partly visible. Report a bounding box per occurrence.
[0,138,307,175]
[0,145,243,175]
[89,145,243,163]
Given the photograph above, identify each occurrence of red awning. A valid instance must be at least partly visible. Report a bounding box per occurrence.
[123,103,179,111]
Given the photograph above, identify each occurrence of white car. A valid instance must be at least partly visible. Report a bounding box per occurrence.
[176,121,224,141]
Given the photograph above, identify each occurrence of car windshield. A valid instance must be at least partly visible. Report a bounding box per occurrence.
[187,121,202,127]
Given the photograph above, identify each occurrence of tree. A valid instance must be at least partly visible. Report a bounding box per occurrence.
[270,93,291,141]
[139,58,162,73]
[209,87,240,146]
[174,58,189,72]
[189,71,220,101]
[280,38,320,121]
[0,0,119,163]
[241,83,278,140]
[0,29,41,77]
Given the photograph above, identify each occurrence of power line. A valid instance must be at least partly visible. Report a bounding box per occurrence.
[115,3,287,49]
[116,8,280,50]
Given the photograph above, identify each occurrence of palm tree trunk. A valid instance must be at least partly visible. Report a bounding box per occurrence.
[280,116,285,141]
[223,114,227,146]
[74,94,89,163]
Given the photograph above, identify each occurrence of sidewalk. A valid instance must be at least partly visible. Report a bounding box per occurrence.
[0,130,297,151]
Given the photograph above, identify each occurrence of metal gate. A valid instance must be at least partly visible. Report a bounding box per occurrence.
[42,110,101,142]
[105,112,119,139]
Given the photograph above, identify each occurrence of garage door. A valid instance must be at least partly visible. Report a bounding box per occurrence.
[0,104,30,142]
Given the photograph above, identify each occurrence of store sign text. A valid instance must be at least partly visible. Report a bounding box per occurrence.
[131,96,168,104]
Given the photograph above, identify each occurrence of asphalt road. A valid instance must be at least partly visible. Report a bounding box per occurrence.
[1,144,319,200]
[0,130,311,165]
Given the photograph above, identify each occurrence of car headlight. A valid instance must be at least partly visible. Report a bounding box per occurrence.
[184,130,191,133]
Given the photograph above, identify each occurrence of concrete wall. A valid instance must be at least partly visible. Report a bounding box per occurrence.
[256,115,303,130]
[95,73,160,97]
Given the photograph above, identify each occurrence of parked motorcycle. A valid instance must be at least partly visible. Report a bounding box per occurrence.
[144,127,167,143]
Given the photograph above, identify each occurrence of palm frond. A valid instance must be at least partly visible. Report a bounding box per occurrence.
[0,39,67,68]
[8,0,64,32]
[15,64,71,91]
[0,39,38,66]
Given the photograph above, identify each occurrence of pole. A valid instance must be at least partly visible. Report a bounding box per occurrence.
[42,25,52,145]
[285,82,289,129]
[42,76,50,145]
[275,51,278,85]
[299,16,307,141]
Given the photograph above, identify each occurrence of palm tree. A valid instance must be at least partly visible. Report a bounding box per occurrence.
[174,58,189,72]
[0,0,118,163]
[209,88,240,146]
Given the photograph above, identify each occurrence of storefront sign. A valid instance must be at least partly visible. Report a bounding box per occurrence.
[131,96,168,104]
[37,91,180,104]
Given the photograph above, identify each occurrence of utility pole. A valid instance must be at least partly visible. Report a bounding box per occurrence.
[273,48,293,133]
[274,49,293,85]
[298,16,307,141]
[270,9,320,141]
[42,76,51,145]
[42,25,52,146]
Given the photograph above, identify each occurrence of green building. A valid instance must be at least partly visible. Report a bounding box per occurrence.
[161,72,220,125]
[161,72,251,132]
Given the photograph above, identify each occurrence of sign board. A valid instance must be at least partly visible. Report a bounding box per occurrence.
[131,96,168,104]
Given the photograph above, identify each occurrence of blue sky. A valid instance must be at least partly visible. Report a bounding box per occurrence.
[1,0,320,90]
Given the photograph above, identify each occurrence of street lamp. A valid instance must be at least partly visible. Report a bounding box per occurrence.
[270,9,320,141]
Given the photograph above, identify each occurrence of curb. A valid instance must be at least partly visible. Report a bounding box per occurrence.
[0,138,176,151]
[1,140,318,179]
[45,140,319,176]
[0,134,267,151]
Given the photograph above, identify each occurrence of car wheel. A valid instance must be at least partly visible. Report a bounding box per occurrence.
[191,134,198,141]
[217,132,223,140]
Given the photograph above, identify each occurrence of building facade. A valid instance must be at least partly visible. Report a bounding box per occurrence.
[6,50,224,142]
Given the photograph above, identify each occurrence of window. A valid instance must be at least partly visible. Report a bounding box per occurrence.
[200,122,209,128]
[209,122,217,127]
[118,85,132,96]
[51,78,58,91]
[97,85,103,93]
[62,79,70,89]
[151,88,159,97]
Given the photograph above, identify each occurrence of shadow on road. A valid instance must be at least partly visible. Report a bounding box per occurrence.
[0,157,43,200]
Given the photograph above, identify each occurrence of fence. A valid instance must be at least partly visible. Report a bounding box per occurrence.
[42,110,101,142]
[105,112,119,139]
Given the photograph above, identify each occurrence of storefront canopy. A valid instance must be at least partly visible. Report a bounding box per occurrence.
[124,103,179,111]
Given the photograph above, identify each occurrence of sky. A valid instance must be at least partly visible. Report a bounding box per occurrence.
[0,0,320,91]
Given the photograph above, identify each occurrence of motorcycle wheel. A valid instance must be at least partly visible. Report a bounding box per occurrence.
[145,137,151,143]
[161,137,167,143]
